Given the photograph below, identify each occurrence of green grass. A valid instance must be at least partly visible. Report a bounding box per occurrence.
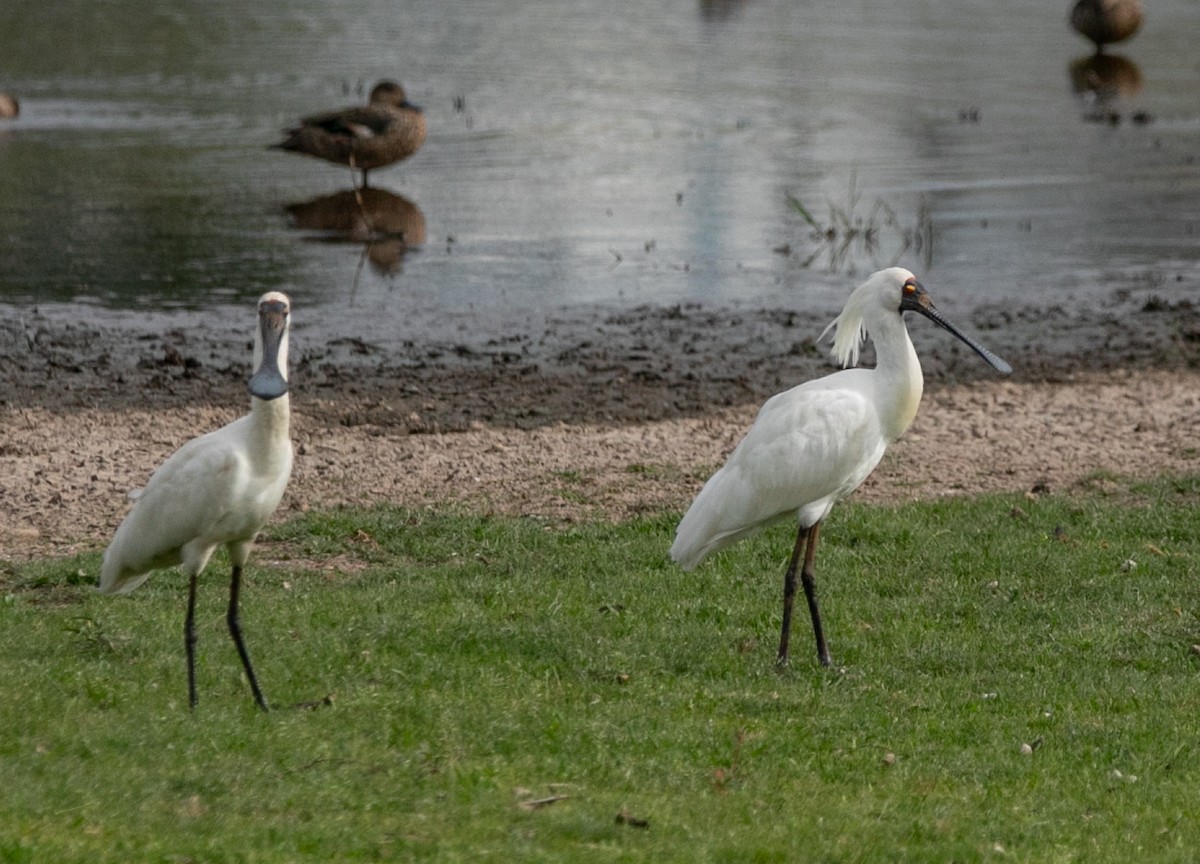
[4,479,1200,862]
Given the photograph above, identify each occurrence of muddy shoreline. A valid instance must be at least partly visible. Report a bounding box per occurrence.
[5,287,1200,420]
[3,293,1200,562]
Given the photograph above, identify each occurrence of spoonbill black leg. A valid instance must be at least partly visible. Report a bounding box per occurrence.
[777,523,828,667]
[227,565,269,712]
[799,522,830,667]
[186,570,200,709]
[777,525,806,666]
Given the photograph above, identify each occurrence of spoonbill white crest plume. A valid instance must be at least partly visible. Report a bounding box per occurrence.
[100,292,294,711]
[670,268,1011,667]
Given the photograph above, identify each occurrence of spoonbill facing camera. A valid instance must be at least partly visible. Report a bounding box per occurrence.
[100,292,294,711]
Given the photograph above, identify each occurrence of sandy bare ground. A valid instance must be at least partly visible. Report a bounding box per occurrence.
[3,299,1200,562]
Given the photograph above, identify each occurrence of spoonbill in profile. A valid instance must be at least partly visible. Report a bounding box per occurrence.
[670,268,1011,667]
[100,292,294,710]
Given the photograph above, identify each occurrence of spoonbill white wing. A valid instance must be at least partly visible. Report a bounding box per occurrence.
[671,370,884,570]
[99,415,288,595]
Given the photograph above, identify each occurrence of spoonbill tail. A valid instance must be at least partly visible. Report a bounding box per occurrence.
[273,80,426,188]
[670,268,1011,667]
[100,292,294,710]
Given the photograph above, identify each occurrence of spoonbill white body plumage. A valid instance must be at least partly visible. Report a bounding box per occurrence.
[670,269,1011,667]
[99,292,294,710]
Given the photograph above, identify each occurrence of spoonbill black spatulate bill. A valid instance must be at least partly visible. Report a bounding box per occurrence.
[99,292,294,710]
[670,268,1011,667]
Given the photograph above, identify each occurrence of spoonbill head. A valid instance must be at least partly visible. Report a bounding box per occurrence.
[670,268,1010,667]
[100,291,294,710]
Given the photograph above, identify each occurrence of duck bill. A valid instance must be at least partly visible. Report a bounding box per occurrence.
[907,295,1012,375]
[248,302,289,400]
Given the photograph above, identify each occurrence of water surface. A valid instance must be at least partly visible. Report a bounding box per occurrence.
[1,0,1197,349]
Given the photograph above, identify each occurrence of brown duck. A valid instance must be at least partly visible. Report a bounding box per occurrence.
[1070,0,1143,51]
[274,81,426,186]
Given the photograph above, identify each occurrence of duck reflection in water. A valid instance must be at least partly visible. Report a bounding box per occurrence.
[1068,52,1142,100]
[285,188,425,276]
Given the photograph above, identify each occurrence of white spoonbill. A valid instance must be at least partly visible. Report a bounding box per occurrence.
[670,268,1011,667]
[99,292,294,711]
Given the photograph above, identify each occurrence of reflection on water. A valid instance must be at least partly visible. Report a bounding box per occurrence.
[285,188,426,276]
[0,0,1197,330]
[784,177,934,275]
[697,0,749,23]
[1068,53,1143,100]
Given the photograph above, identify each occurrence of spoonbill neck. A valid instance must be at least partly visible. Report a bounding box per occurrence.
[245,392,291,471]
[866,313,924,441]
[249,391,291,429]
